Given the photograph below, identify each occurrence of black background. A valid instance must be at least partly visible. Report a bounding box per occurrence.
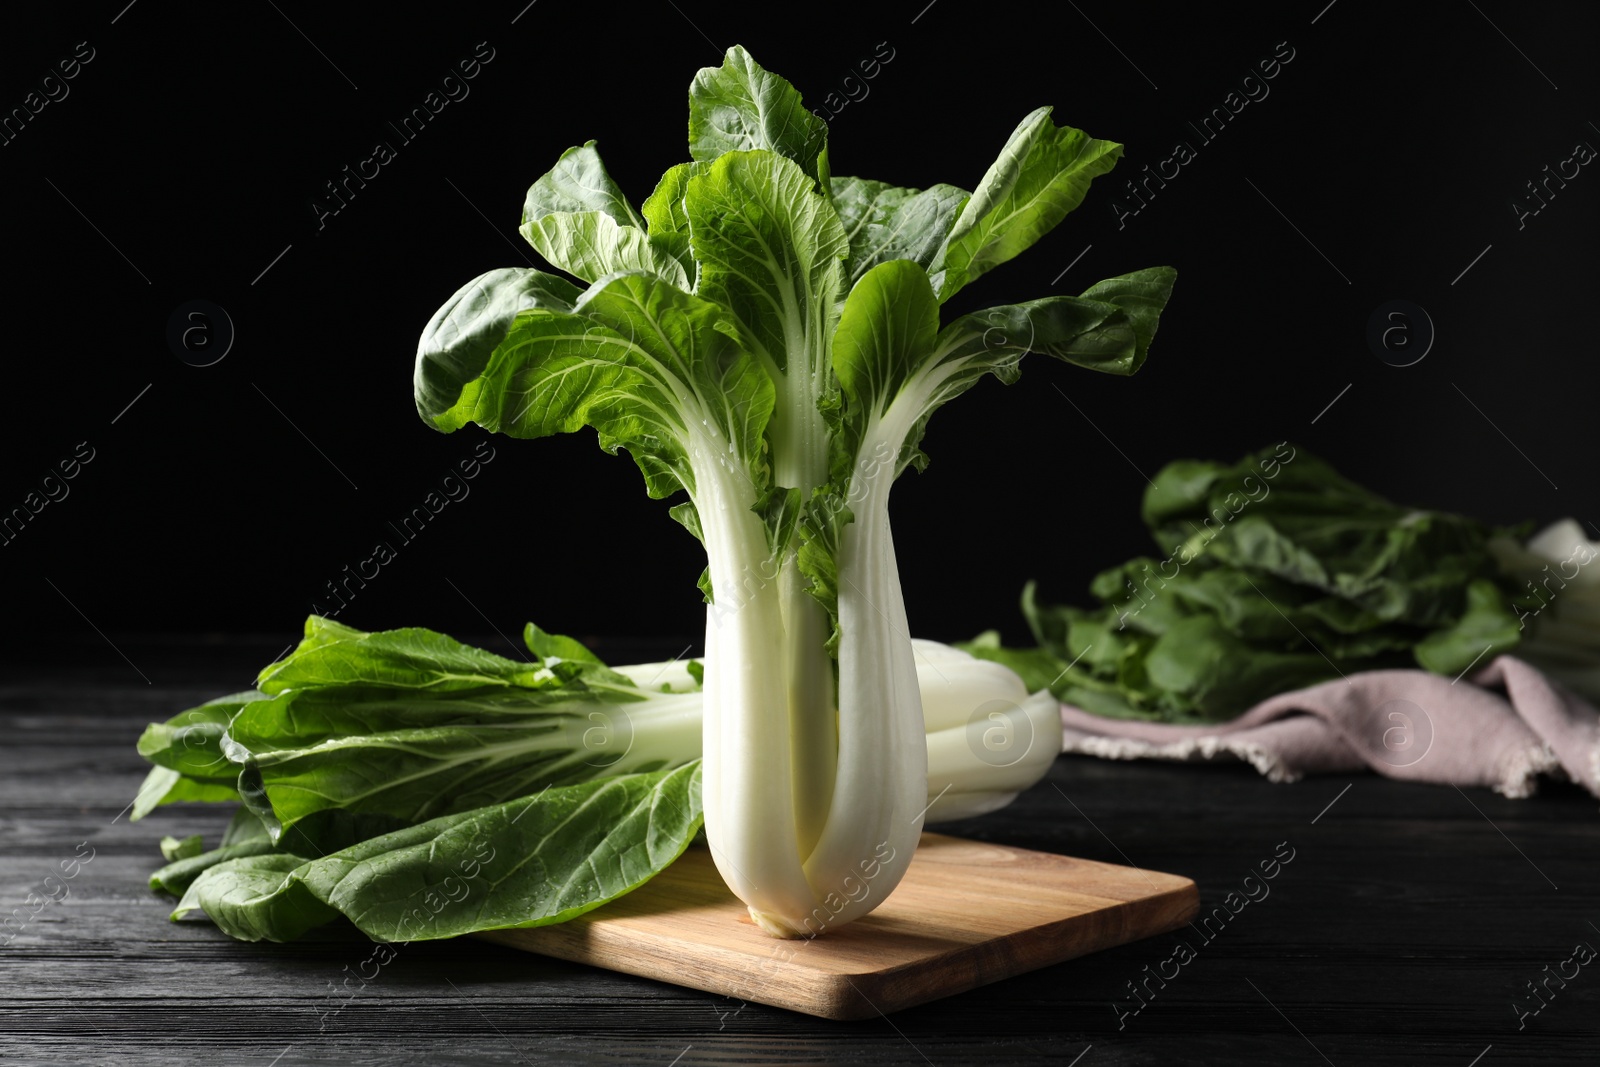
[2,0,1596,665]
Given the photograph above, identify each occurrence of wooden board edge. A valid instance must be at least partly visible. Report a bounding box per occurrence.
[473,924,800,1009]
[819,879,1201,1020]
[476,877,1201,1021]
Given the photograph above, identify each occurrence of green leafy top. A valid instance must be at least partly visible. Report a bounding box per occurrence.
[689,45,830,183]
[413,45,1175,630]
[930,107,1122,301]
[257,616,555,693]
[964,445,1528,721]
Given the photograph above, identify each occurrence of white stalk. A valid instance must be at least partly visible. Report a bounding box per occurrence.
[611,642,1064,825]
[686,329,1071,936]
[781,568,836,859]
[922,691,1062,795]
[695,457,816,925]
[788,428,927,935]
[770,307,838,862]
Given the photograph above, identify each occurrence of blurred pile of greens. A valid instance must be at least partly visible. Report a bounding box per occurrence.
[963,442,1557,723]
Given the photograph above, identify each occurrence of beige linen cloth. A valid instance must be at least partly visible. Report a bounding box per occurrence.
[1059,657,1600,798]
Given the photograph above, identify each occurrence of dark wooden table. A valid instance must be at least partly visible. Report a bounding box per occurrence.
[4,638,1597,1066]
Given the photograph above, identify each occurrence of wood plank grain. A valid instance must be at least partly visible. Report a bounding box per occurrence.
[476,832,1198,1019]
[7,642,1600,1063]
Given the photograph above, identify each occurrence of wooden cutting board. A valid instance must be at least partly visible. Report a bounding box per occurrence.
[476,832,1197,1020]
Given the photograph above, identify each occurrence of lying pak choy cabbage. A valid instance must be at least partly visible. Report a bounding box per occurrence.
[136,623,1059,944]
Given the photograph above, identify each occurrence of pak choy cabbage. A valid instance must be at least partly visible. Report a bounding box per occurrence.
[132,43,1172,942]
[134,620,708,943]
[963,443,1542,723]
[134,620,1059,942]
[410,44,1172,937]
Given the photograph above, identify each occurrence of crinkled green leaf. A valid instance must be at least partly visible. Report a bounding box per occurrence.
[980,445,1528,721]
[1141,615,1333,716]
[642,162,704,237]
[520,211,690,290]
[574,272,775,482]
[522,623,606,666]
[518,623,640,691]
[221,806,273,847]
[415,267,584,428]
[223,678,699,837]
[136,692,258,782]
[685,150,848,377]
[931,108,1122,301]
[160,834,205,863]
[1069,267,1179,372]
[522,141,645,229]
[754,485,804,562]
[151,809,411,896]
[515,142,688,286]
[797,489,852,655]
[689,46,829,184]
[1416,579,1522,674]
[131,765,239,821]
[959,631,1059,682]
[833,260,941,423]
[152,840,281,896]
[668,500,703,543]
[172,853,337,941]
[175,763,703,943]
[830,262,1174,483]
[257,621,552,695]
[416,269,773,501]
[829,176,969,286]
